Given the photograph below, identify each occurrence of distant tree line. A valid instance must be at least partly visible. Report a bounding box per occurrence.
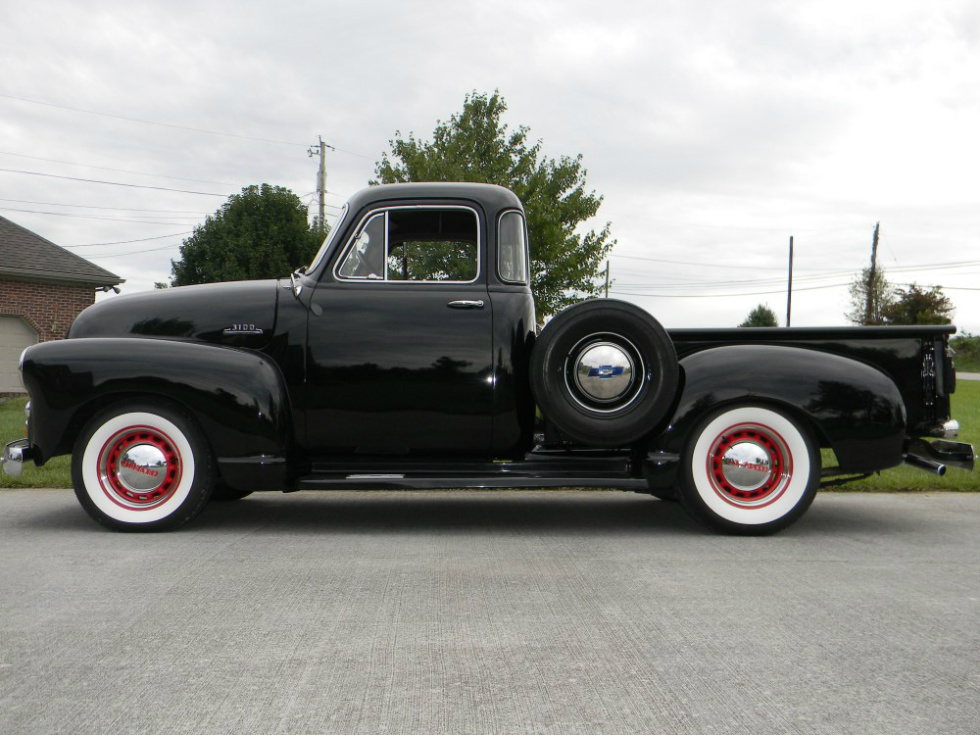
[848,273,954,326]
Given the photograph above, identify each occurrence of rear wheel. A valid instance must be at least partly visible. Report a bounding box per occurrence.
[678,405,819,535]
[71,403,215,531]
[531,300,679,447]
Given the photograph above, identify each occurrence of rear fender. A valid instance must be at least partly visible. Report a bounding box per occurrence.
[656,345,907,474]
[21,338,291,488]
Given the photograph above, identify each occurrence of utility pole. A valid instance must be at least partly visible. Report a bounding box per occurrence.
[308,136,330,234]
[604,261,610,298]
[864,222,880,324]
[786,235,794,327]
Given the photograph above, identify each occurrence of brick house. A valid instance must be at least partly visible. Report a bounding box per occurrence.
[0,215,123,392]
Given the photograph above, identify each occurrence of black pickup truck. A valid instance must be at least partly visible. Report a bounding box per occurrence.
[3,183,973,534]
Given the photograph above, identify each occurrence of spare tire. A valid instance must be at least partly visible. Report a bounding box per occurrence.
[531,300,679,447]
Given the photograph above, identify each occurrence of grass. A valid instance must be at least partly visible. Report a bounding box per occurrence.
[950,334,980,373]
[0,398,72,488]
[1,382,977,491]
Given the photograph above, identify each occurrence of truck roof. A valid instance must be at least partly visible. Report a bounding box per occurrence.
[346,182,524,214]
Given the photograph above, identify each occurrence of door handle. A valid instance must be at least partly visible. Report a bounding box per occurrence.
[447,300,485,309]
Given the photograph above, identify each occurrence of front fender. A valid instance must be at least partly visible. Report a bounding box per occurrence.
[21,338,292,488]
[659,345,907,473]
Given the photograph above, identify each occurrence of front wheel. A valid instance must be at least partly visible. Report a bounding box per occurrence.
[678,405,820,535]
[72,403,215,531]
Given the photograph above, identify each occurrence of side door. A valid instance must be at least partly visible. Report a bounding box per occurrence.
[304,203,494,456]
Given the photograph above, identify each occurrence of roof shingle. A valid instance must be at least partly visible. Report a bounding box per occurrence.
[0,215,123,286]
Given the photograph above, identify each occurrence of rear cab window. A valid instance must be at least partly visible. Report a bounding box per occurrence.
[497,210,528,284]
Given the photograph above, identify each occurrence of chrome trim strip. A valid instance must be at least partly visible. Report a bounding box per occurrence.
[218,455,287,465]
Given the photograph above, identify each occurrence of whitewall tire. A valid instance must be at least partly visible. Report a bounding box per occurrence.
[72,403,214,531]
[679,405,820,535]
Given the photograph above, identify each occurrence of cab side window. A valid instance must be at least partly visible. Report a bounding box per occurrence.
[338,208,479,283]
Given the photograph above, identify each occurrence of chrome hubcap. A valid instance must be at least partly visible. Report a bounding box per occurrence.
[708,423,792,506]
[116,443,169,493]
[574,342,635,402]
[720,440,773,492]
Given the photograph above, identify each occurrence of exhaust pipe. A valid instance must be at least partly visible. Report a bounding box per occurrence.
[903,453,946,476]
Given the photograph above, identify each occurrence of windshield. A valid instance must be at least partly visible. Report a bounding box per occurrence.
[307,203,349,273]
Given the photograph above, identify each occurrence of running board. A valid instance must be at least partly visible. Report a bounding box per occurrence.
[293,451,649,491]
[293,475,649,491]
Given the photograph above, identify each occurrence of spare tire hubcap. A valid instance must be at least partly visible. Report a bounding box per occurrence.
[574,341,634,402]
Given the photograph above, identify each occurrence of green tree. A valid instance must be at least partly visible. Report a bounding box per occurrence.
[170,184,322,286]
[739,303,779,327]
[950,332,980,372]
[882,283,954,325]
[374,91,614,323]
[846,266,893,325]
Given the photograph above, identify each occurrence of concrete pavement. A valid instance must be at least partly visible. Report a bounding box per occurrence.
[1,489,978,735]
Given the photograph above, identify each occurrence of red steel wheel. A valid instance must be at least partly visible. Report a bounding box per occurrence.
[97,425,183,510]
[705,422,793,508]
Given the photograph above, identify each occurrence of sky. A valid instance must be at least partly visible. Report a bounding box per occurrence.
[2,0,978,332]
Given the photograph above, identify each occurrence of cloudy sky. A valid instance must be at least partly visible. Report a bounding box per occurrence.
[3,0,978,332]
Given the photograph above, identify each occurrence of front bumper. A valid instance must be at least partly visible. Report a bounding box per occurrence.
[2,439,33,478]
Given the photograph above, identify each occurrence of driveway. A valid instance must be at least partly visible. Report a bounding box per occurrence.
[1,489,978,735]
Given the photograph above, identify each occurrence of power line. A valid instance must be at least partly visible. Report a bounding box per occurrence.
[0,91,307,148]
[62,232,192,248]
[612,253,788,271]
[613,251,980,277]
[610,282,853,299]
[0,91,375,159]
[908,285,980,291]
[0,167,227,196]
[0,197,205,214]
[614,261,843,281]
[86,243,182,258]
[0,150,234,185]
[614,212,872,234]
[612,268,861,289]
[0,206,197,225]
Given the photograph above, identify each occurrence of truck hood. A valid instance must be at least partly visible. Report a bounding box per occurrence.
[68,279,281,350]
